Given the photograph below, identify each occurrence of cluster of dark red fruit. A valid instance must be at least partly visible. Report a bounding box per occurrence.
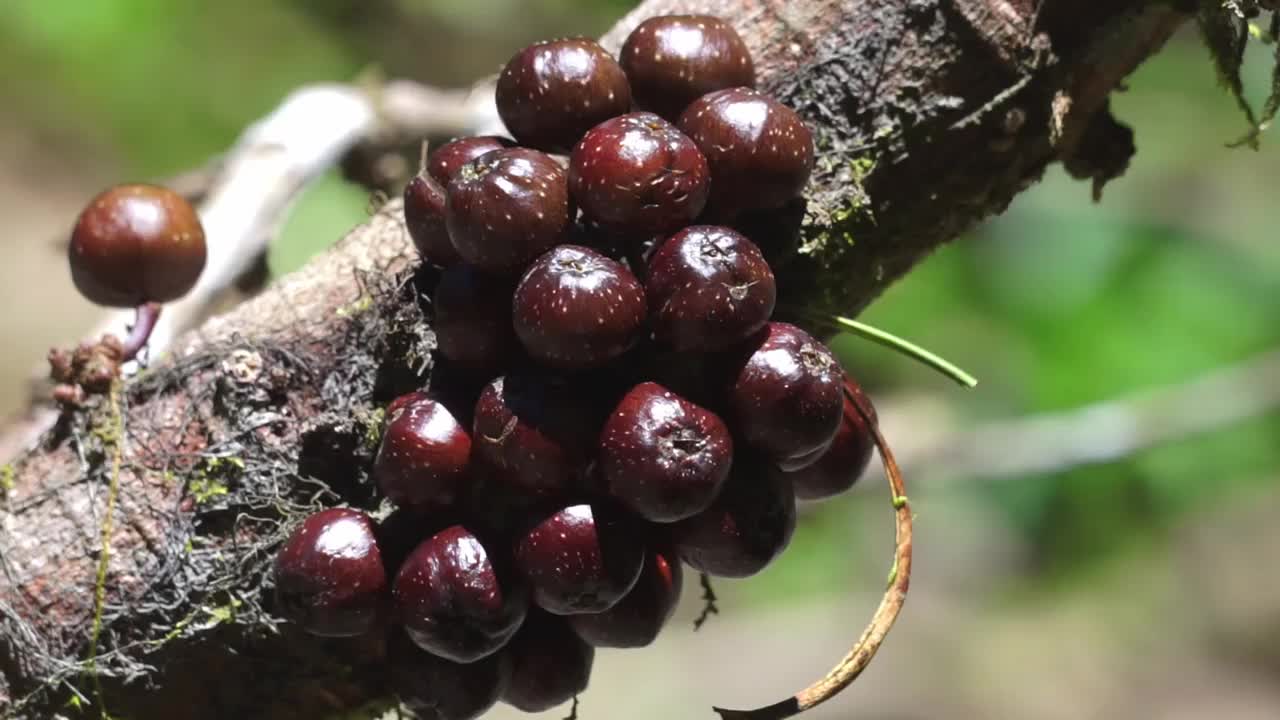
[273,15,879,720]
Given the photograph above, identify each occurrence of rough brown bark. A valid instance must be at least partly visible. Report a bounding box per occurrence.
[0,1,1188,718]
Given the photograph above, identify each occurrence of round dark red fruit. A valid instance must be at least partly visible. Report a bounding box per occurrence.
[514,502,645,615]
[569,544,683,648]
[678,87,814,220]
[69,183,206,307]
[496,38,631,152]
[502,610,594,713]
[672,459,796,578]
[599,382,732,522]
[789,374,876,500]
[427,136,516,186]
[445,148,571,273]
[404,173,460,268]
[394,525,527,663]
[472,373,600,498]
[373,393,471,510]
[727,322,844,462]
[512,244,646,369]
[433,264,517,376]
[620,14,755,121]
[273,508,386,637]
[646,225,776,352]
[569,112,708,236]
[387,631,509,720]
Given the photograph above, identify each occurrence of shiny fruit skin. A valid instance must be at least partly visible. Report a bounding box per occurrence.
[599,382,733,522]
[471,372,601,499]
[672,459,797,578]
[569,544,683,648]
[273,508,386,637]
[512,244,647,370]
[727,322,844,462]
[393,525,528,663]
[445,148,572,274]
[373,393,472,511]
[678,87,814,220]
[69,183,207,307]
[496,38,631,152]
[620,14,755,121]
[513,502,645,615]
[501,610,595,713]
[427,136,516,186]
[789,374,877,500]
[404,173,461,267]
[569,112,709,236]
[646,225,776,352]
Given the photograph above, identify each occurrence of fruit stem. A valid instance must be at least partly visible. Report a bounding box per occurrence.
[831,315,978,388]
[710,391,914,720]
[119,302,163,363]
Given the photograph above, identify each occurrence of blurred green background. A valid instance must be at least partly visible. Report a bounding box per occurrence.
[2,2,1278,718]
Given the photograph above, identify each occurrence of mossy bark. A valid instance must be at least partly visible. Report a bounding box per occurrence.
[0,1,1188,718]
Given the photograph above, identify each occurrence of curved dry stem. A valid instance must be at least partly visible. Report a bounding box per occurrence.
[712,389,914,720]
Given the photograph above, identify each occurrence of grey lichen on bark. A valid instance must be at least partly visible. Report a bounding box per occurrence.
[0,1,1199,718]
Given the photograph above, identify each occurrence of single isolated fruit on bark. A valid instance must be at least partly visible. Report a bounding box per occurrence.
[273,508,387,637]
[69,183,207,307]
[496,38,632,152]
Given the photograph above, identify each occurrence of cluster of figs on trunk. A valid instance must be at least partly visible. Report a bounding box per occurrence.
[272,15,879,719]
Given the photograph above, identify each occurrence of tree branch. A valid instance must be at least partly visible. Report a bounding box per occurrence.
[0,1,1193,718]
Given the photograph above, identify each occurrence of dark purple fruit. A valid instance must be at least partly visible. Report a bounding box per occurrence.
[569,545,683,648]
[373,393,472,510]
[646,225,776,351]
[620,15,755,122]
[433,264,517,376]
[512,244,646,369]
[274,508,386,637]
[789,375,876,500]
[727,322,843,462]
[472,373,599,498]
[673,459,796,578]
[502,610,594,713]
[69,183,206,307]
[387,631,509,720]
[600,382,732,522]
[445,148,571,273]
[428,136,516,186]
[394,525,527,663]
[569,112,708,236]
[514,502,645,615]
[404,173,461,267]
[678,87,814,220]
[496,38,631,152]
